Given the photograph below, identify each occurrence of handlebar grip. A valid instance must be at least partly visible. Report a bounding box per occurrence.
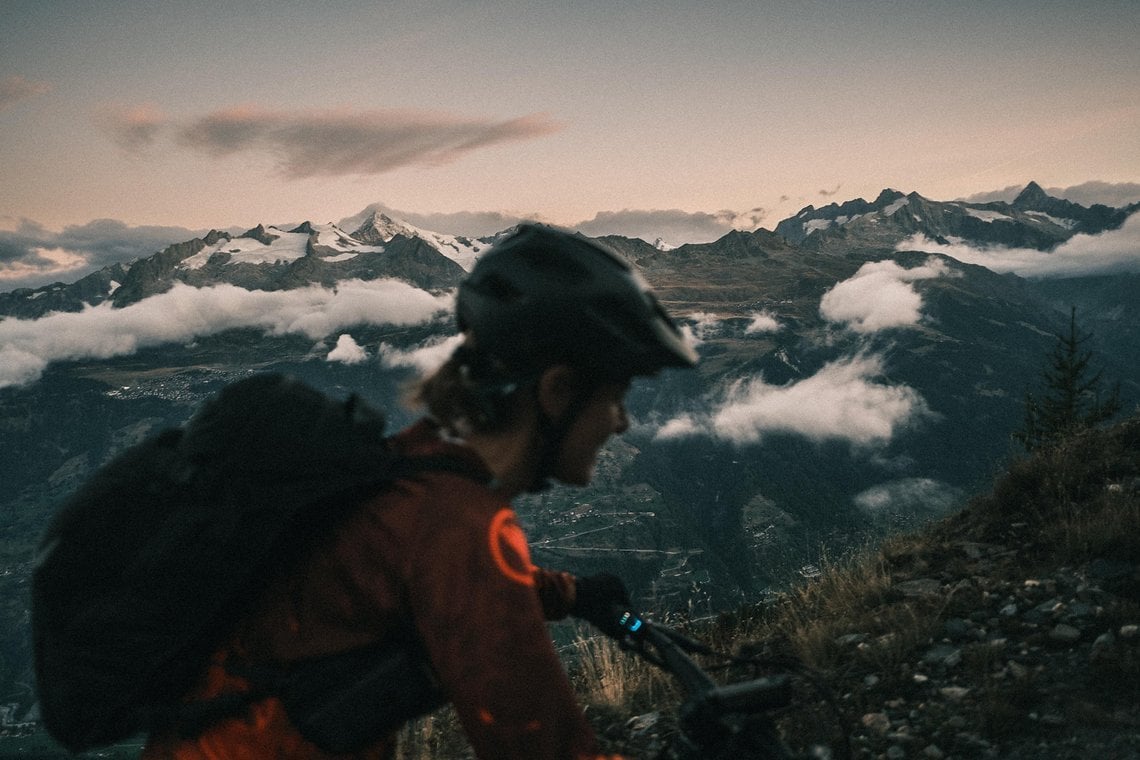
[698,674,792,714]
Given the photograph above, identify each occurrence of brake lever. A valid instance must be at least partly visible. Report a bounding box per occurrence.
[654,624,714,655]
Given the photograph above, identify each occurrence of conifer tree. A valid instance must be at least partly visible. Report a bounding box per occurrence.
[1014,306,1121,451]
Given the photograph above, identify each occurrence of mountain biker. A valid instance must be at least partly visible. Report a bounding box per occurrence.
[141,224,697,760]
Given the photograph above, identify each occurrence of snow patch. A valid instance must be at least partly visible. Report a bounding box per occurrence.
[357,212,489,271]
[180,228,310,269]
[1025,211,1077,230]
[883,198,910,216]
[963,208,1013,224]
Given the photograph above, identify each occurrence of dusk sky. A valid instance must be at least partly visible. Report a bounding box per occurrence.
[3,0,1139,288]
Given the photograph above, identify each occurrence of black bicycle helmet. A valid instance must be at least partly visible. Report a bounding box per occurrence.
[456,224,696,384]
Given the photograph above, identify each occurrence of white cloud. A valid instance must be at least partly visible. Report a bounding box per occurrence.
[898,211,1140,277]
[854,478,963,521]
[656,354,930,447]
[820,257,952,333]
[157,105,562,179]
[686,312,721,346]
[1,218,212,290]
[379,334,463,374]
[327,334,368,364]
[0,279,452,388]
[745,311,782,334]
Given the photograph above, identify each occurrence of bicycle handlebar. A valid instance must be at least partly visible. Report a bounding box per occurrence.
[607,606,792,713]
[605,605,799,759]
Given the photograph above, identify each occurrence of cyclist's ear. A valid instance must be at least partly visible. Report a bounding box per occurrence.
[535,364,581,422]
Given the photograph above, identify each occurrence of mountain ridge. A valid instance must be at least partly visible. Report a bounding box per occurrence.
[3,182,1135,322]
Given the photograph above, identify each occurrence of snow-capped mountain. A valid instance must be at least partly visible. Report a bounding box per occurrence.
[2,183,1136,323]
[0,215,485,318]
[347,211,491,271]
[182,214,490,273]
[775,182,1135,250]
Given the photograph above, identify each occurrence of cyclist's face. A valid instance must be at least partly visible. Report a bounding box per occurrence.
[554,380,631,485]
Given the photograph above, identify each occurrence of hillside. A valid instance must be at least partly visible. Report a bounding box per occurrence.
[572,415,1140,759]
[18,414,1127,759]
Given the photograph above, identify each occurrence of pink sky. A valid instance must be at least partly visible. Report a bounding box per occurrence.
[2,1,1138,288]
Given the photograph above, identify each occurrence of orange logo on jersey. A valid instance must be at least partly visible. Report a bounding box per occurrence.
[488,508,536,586]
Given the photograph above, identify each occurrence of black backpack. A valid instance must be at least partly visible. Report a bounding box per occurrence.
[31,373,467,752]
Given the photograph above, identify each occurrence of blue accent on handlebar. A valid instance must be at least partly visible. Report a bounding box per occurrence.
[617,610,645,636]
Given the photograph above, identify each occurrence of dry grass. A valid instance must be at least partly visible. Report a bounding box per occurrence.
[711,533,956,684]
[567,632,671,709]
[963,416,1140,555]
[1051,491,1140,561]
[394,710,471,760]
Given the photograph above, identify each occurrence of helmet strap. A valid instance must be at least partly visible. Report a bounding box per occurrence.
[527,383,595,493]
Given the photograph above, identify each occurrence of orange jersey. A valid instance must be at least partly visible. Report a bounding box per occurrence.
[144,419,604,760]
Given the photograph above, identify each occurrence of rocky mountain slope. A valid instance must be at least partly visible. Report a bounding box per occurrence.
[582,415,1140,760]
[0,213,482,319]
[774,182,1137,251]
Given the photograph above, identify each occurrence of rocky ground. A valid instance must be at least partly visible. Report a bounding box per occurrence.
[835,531,1140,760]
[594,526,1140,760]
[599,421,1140,760]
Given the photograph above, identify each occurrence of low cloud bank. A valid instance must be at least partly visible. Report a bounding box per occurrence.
[678,311,783,348]
[820,258,952,333]
[959,181,1140,209]
[656,354,930,447]
[574,207,768,245]
[0,219,212,290]
[898,211,1140,277]
[0,279,452,388]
